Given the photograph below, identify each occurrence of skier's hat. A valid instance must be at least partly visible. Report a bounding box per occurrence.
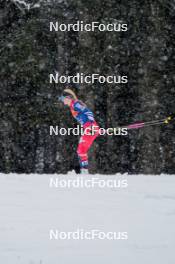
[63,88,78,100]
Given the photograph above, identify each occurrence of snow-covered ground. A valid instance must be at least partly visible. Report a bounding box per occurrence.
[0,173,175,264]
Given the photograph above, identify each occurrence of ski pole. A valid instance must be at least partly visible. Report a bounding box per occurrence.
[121,116,173,130]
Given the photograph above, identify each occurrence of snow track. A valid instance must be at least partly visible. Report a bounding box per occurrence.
[0,173,175,264]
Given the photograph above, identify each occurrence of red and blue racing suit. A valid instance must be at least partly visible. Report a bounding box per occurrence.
[70,100,99,169]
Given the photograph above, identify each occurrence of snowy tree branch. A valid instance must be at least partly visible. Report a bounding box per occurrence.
[9,0,41,12]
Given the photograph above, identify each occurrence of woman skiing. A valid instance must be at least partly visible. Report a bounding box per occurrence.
[59,88,99,174]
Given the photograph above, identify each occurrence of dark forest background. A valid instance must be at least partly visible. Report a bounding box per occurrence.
[0,0,175,174]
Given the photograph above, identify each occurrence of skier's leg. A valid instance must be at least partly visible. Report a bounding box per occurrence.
[77,125,99,173]
[77,135,89,171]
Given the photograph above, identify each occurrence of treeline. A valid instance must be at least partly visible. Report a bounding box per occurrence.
[0,0,175,174]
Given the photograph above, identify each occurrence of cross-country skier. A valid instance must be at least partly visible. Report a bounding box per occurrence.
[59,88,99,174]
